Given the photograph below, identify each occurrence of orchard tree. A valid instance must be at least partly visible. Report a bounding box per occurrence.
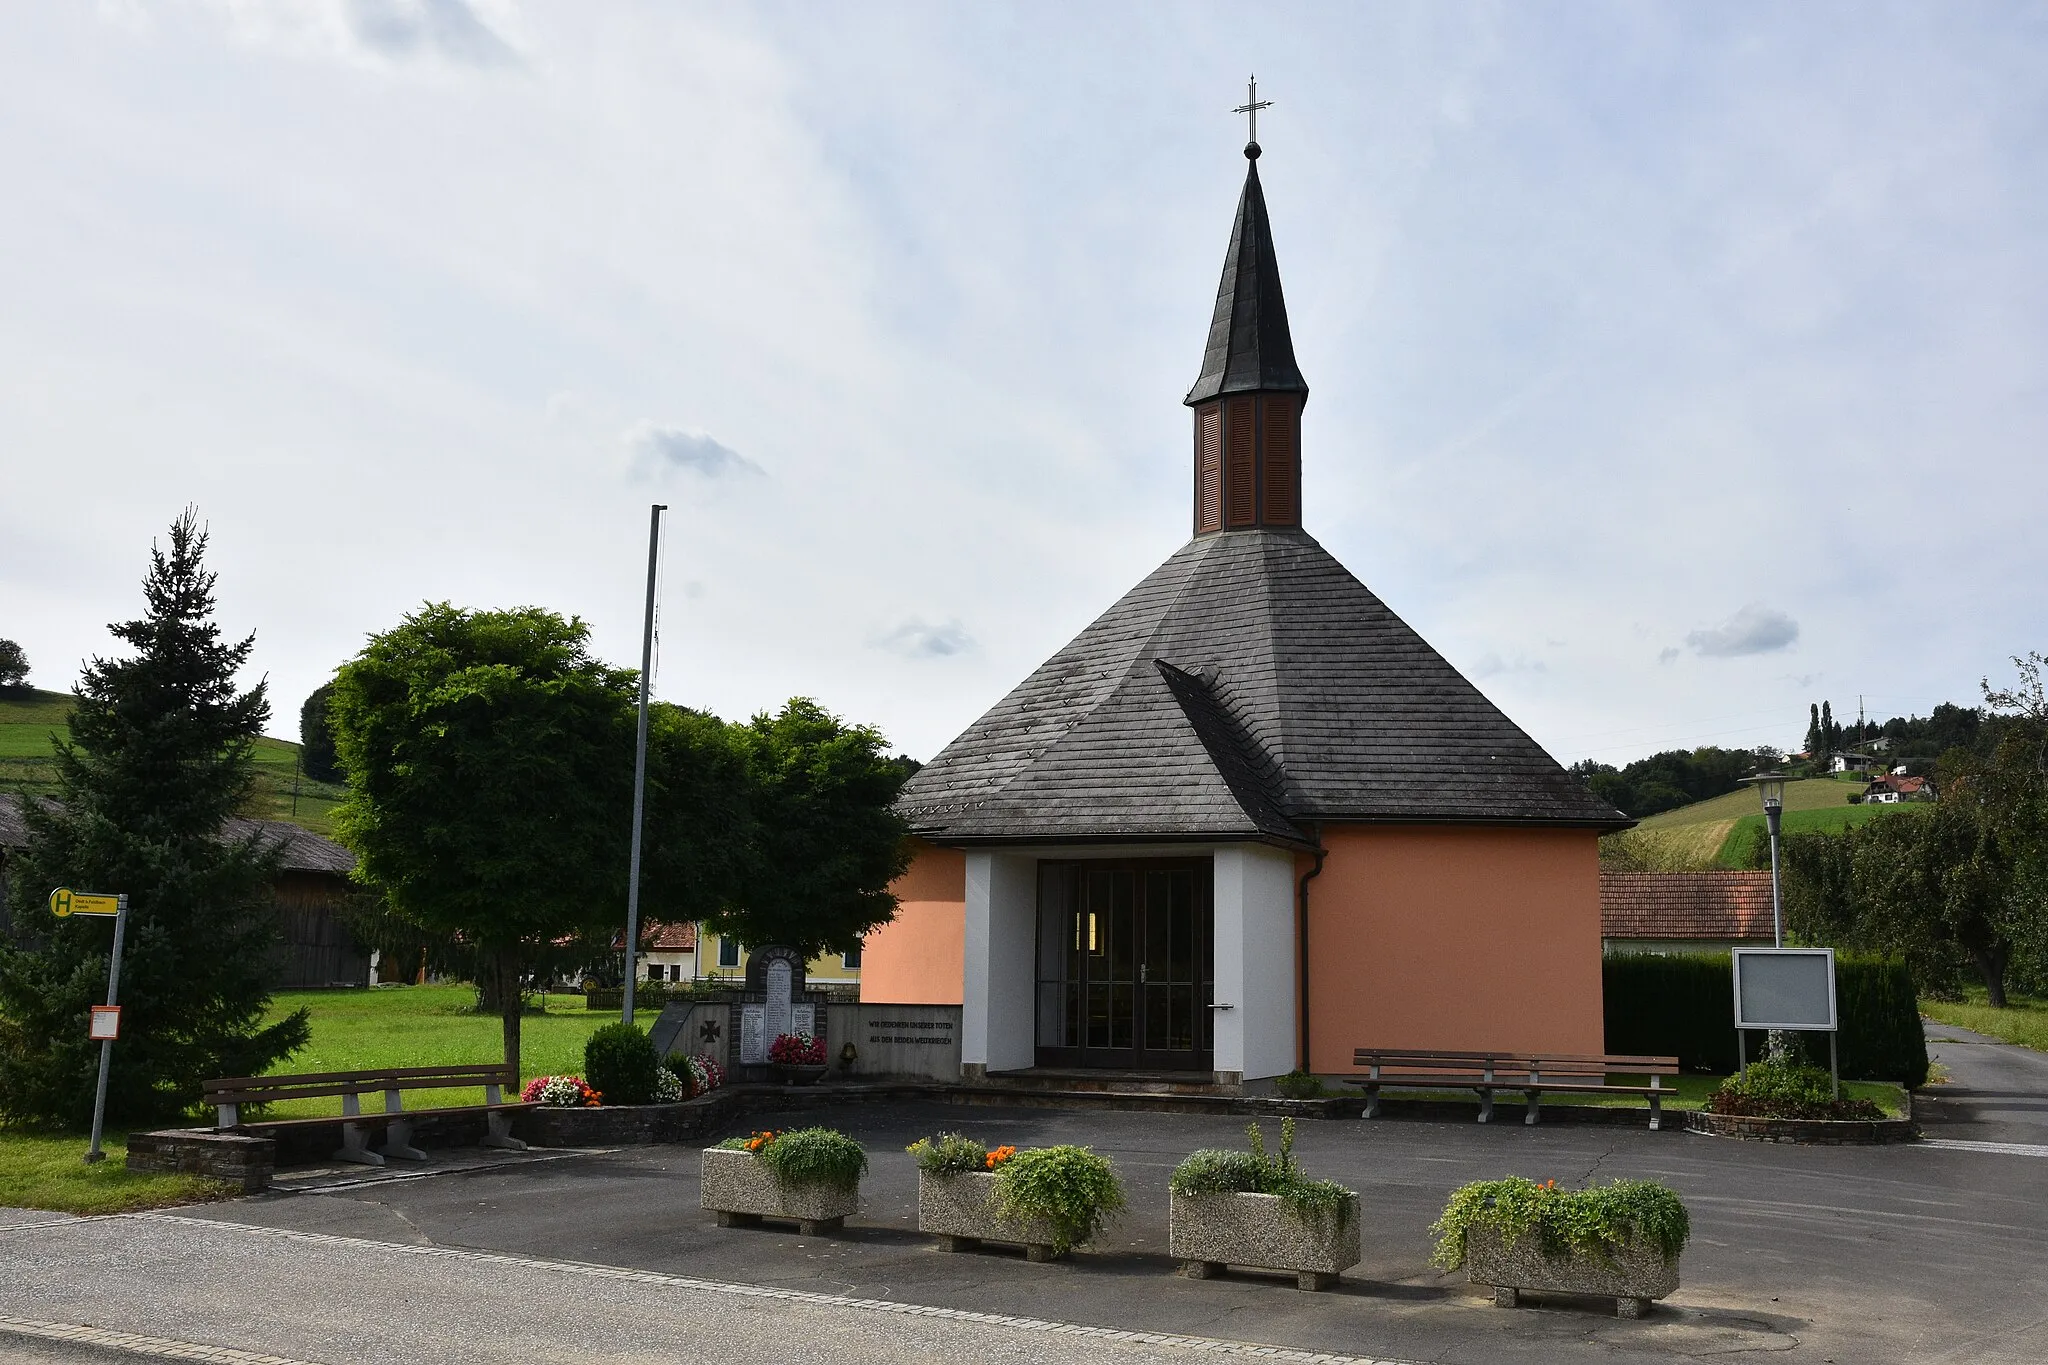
[0,637,28,690]
[328,605,637,1076]
[298,680,343,783]
[0,510,308,1126]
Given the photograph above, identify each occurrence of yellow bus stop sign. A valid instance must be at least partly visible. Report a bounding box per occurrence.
[49,888,122,918]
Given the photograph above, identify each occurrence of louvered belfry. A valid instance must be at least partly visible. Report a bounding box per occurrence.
[1185,145,1309,536]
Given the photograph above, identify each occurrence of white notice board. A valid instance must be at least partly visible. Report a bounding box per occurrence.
[1731,947,1836,1031]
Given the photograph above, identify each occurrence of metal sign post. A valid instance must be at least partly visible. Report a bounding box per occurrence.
[50,888,130,1163]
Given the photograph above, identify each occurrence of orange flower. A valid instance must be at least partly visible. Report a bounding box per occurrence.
[984,1144,1017,1169]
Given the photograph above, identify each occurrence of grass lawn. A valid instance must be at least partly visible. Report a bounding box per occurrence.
[1921,989,2048,1052]
[0,1130,233,1214]
[259,984,623,1116]
[0,688,342,836]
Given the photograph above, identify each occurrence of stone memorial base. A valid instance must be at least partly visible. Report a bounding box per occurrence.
[916,1170,1063,1261]
[700,1145,859,1236]
[1462,1224,1680,1318]
[1170,1190,1360,1291]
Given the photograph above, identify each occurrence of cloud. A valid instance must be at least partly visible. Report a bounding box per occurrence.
[1471,651,1547,678]
[1658,647,1680,665]
[1685,604,1801,658]
[627,424,763,481]
[341,0,516,67]
[871,618,974,660]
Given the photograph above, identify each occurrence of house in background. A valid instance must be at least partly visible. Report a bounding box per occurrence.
[693,926,862,996]
[1831,753,1879,775]
[0,792,368,989]
[1864,773,1936,804]
[1600,870,1777,954]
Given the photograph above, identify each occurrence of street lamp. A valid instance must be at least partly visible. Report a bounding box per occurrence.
[1740,773,1788,947]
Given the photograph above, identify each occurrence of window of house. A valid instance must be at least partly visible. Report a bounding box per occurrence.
[646,963,666,982]
[842,941,862,970]
[717,937,740,969]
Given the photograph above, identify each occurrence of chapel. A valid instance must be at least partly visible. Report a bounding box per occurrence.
[858,137,1630,1085]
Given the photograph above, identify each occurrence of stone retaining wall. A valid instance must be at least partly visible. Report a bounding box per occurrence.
[126,1130,275,1192]
[1685,1108,1919,1145]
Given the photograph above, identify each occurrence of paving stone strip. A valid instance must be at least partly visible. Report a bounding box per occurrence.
[1918,1138,2048,1158]
[0,1316,323,1365]
[125,1213,1415,1365]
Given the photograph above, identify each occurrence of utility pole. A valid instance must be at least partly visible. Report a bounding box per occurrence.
[622,504,667,1027]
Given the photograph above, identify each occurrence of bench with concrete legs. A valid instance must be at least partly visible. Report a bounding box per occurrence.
[1348,1049,1682,1129]
[203,1064,532,1166]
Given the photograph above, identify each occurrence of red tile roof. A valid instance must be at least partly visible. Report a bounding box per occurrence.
[645,921,697,952]
[1600,871,1776,941]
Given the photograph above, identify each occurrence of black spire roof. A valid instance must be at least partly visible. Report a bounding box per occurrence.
[896,530,1631,845]
[1184,151,1309,407]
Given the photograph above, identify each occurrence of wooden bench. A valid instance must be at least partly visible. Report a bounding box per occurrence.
[1347,1049,1682,1129]
[203,1064,532,1167]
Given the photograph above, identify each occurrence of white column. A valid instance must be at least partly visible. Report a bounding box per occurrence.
[1212,843,1298,1082]
[962,851,1038,1075]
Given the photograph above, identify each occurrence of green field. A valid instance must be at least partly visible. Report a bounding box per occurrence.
[0,687,342,835]
[0,1130,232,1214]
[1921,990,2048,1052]
[256,984,624,1115]
[1612,776,1920,869]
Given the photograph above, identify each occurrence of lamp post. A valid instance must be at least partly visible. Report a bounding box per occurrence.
[1741,773,1788,948]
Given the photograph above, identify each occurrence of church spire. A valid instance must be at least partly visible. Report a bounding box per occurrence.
[1185,135,1308,536]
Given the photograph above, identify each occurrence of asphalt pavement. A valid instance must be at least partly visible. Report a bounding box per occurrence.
[1918,1019,2048,1147]
[5,1090,2048,1365]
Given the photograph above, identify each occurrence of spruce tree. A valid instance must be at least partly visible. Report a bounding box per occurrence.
[0,510,309,1127]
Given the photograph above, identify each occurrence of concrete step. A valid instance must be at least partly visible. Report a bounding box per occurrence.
[977,1070,1236,1098]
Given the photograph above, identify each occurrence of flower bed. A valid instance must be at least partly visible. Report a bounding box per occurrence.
[702,1128,866,1235]
[1168,1121,1359,1290]
[1706,1062,1886,1121]
[907,1134,1120,1260]
[1432,1177,1688,1318]
[522,1075,602,1107]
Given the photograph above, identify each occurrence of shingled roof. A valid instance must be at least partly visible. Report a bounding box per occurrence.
[1184,152,1309,407]
[898,528,1629,845]
[0,792,354,875]
[1600,871,1776,941]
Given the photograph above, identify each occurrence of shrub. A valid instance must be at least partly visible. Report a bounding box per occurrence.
[584,1022,660,1106]
[1273,1070,1326,1099]
[991,1145,1125,1255]
[1169,1119,1354,1229]
[720,1127,867,1192]
[1706,1060,1885,1121]
[1430,1178,1690,1271]
[1603,951,1930,1085]
[907,1132,990,1176]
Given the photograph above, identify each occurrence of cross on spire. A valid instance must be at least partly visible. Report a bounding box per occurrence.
[1232,75,1271,154]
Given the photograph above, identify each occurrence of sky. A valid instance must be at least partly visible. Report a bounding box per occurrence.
[3,2,2045,768]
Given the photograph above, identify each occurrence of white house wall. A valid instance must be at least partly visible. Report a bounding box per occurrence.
[1212,843,1298,1082]
[962,850,1037,1073]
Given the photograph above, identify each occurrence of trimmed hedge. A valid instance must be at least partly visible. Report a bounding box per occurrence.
[1604,952,1928,1086]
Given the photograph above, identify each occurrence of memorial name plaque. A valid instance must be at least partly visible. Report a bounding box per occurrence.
[792,1003,816,1038]
[739,1003,767,1065]
[765,959,794,1040]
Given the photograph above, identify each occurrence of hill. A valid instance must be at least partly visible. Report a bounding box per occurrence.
[0,688,343,837]
[1609,774,1912,870]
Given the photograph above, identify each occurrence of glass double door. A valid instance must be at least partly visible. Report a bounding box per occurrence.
[1034,860,1213,1071]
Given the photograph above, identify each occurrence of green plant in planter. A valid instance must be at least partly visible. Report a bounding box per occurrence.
[906,1132,989,1176]
[583,1022,659,1105]
[991,1145,1125,1255]
[1272,1070,1326,1100]
[719,1127,868,1193]
[1170,1118,1354,1229]
[1430,1177,1690,1272]
[1707,1061,1885,1121]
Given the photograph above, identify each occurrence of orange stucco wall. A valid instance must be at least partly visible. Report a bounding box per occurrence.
[1303,825,1605,1072]
[859,842,966,1005]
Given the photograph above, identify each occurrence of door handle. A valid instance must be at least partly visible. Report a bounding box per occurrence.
[1139,964,1148,983]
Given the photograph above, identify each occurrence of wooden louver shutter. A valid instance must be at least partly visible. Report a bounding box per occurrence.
[1225,398,1256,527]
[1260,396,1299,526]
[1196,404,1223,533]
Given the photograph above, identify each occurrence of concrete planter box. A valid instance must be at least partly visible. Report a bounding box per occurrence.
[700,1145,859,1235]
[1462,1224,1680,1318]
[1170,1190,1361,1291]
[917,1170,1064,1262]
